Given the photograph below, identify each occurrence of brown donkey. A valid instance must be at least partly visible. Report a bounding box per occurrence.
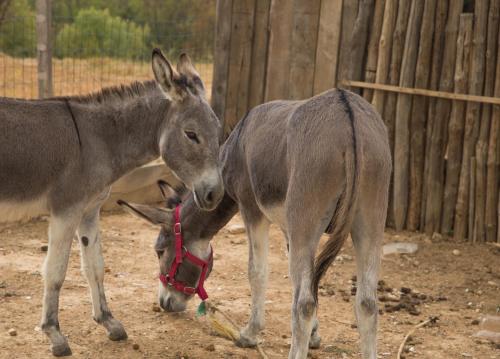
[0,49,223,356]
[121,89,391,359]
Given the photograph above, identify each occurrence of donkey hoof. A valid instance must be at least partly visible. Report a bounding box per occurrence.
[51,342,72,357]
[236,334,257,348]
[105,319,128,341]
[309,335,321,349]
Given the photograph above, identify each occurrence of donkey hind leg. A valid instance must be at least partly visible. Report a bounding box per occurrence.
[351,211,384,359]
[286,188,339,359]
[78,189,127,341]
[41,210,83,357]
[309,317,321,349]
[236,215,270,348]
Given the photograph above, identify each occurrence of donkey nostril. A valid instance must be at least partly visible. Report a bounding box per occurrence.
[205,190,214,204]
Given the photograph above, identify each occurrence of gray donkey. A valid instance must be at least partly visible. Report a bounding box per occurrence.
[0,49,224,356]
[120,88,391,359]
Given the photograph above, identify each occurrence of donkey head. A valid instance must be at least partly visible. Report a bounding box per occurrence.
[118,181,212,312]
[152,48,223,210]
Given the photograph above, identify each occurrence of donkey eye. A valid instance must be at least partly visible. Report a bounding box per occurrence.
[184,131,200,144]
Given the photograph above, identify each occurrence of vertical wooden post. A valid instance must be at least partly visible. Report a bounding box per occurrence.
[423,0,463,234]
[441,14,473,235]
[337,0,359,87]
[36,0,52,99]
[346,0,375,94]
[288,0,321,100]
[264,0,293,101]
[485,1,500,242]
[455,0,490,241]
[363,0,386,102]
[420,0,449,226]
[393,0,425,230]
[371,0,397,115]
[248,0,271,109]
[407,0,437,231]
[211,0,233,131]
[224,0,256,131]
[474,0,500,242]
[313,0,343,93]
[384,0,411,228]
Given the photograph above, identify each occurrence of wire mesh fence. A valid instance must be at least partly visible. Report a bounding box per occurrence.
[0,7,214,99]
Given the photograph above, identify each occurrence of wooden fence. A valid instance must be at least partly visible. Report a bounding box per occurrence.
[210,0,500,242]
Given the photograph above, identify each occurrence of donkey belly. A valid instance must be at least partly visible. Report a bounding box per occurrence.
[0,193,49,223]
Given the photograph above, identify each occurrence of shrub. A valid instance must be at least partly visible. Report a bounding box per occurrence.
[55,7,149,59]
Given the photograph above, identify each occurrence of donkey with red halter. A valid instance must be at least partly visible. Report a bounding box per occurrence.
[0,49,224,356]
[120,89,391,359]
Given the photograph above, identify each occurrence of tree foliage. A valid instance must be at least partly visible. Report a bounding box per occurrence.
[55,8,149,58]
[0,0,215,59]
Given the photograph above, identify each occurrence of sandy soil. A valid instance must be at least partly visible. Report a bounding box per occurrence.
[0,211,499,358]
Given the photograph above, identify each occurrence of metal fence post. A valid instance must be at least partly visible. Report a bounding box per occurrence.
[36,0,52,98]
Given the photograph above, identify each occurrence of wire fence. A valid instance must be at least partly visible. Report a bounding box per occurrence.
[0,12,214,99]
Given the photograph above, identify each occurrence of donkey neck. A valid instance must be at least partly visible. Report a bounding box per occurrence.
[181,191,239,241]
[69,82,170,181]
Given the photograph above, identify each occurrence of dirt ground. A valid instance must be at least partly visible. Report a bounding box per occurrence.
[0,211,499,358]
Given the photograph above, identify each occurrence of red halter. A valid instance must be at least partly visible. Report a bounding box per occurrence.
[158,204,212,300]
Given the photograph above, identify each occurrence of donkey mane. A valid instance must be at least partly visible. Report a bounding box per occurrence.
[51,80,160,104]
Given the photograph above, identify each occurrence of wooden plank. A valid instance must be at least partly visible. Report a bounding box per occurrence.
[264,0,293,101]
[423,0,463,235]
[224,0,256,132]
[346,0,375,94]
[36,0,53,98]
[288,0,321,99]
[371,0,397,115]
[393,0,425,230]
[337,0,359,86]
[382,0,411,228]
[407,0,437,231]
[421,0,448,227]
[345,81,500,105]
[248,0,271,109]
[474,0,500,242]
[441,14,473,235]
[469,157,476,242]
[313,0,343,93]
[363,0,386,102]
[454,0,490,242]
[211,0,233,126]
[486,0,500,242]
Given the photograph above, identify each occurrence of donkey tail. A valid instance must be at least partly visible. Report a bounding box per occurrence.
[312,89,362,301]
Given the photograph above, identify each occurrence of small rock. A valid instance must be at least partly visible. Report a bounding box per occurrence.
[205,344,215,352]
[471,319,480,325]
[227,224,246,235]
[40,245,48,252]
[452,249,460,256]
[431,232,443,241]
[152,305,161,313]
[461,353,472,358]
[487,281,498,287]
[132,343,140,350]
[8,328,17,336]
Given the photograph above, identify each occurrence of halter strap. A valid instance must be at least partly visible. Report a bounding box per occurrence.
[159,204,212,301]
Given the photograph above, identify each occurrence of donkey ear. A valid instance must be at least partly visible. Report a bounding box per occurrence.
[177,53,205,96]
[117,199,172,225]
[152,48,183,101]
[157,180,189,208]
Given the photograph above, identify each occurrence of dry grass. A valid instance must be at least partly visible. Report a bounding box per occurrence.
[0,53,213,99]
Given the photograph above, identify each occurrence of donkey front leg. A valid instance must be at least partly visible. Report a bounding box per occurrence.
[78,191,127,341]
[41,211,82,356]
[236,215,270,348]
